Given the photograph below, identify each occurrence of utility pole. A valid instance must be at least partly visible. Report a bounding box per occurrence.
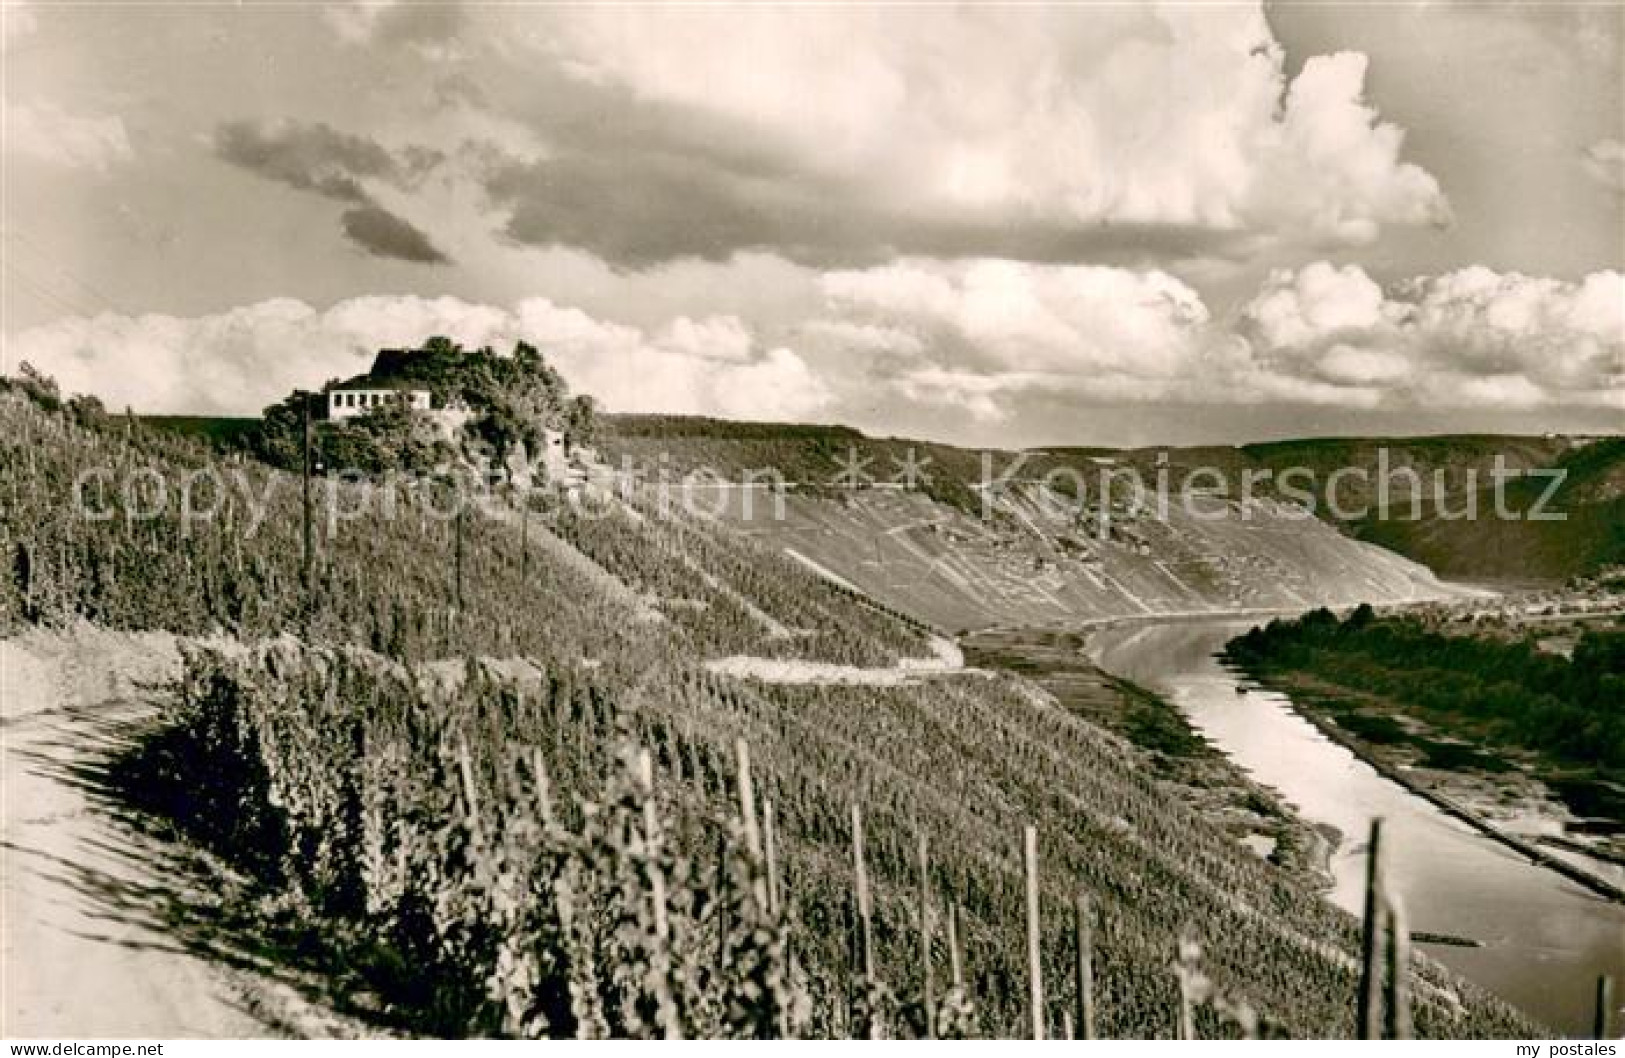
[1357,819,1386,1040]
[1024,825,1045,1040]
[301,391,314,608]
[1073,891,1095,1040]
[520,485,530,581]
[454,487,466,613]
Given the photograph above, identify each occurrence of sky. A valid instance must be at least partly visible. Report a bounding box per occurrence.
[2,0,1621,447]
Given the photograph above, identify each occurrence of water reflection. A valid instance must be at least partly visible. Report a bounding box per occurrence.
[1090,619,1625,1037]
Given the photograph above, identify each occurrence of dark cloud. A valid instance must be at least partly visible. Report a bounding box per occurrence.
[486,149,825,268]
[215,119,450,265]
[482,147,1246,270]
[469,68,855,266]
[214,120,403,202]
[470,66,1250,270]
[215,65,1247,273]
[340,205,450,264]
[214,79,1244,272]
[371,1,466,50]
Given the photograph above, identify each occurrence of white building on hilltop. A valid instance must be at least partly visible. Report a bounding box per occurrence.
[327,383,432,421]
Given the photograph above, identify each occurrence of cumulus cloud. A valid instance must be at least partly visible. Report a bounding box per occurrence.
[214,119,451,263]
[653,316,757,363]
[1241,261,1400,352]
[9,295,829,420]
[1582,138,1625,193]
[1253,52,1450,242]
[473,4,1447,265]
[508,301,830,421]
[194,5,1449,270]
[11,262,1615,426]
[10,300,374,415]
[4,100,132,171]
[801,257,1622,419]
[813,259,1217,418]
[841,261,1210,369]
[1239,264,1625,408]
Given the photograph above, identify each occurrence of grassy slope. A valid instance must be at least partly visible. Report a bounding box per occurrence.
[2,388,1532,1036]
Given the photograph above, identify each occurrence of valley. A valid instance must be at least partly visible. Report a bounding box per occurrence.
[6,364,1622,1038]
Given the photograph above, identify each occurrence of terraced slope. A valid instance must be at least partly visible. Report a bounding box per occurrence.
[598,419,1456,632]
[148,411,1620,588]
[727,487,1449,632]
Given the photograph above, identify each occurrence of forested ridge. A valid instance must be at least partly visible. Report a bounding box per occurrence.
[1,371,1533,1037]
[1227,606,1625,776]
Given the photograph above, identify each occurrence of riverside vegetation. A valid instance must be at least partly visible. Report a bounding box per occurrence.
[1226,605,1625,830]
[1,362,1536,1038]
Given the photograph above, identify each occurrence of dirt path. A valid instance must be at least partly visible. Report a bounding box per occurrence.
[704,634,979,686]
[1,627,354,1038]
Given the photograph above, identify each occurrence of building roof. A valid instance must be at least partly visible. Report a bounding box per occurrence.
[328,373,430,393]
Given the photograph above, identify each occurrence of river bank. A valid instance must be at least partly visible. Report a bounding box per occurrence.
[1087,616,1625,1036]
[964,626,1340,892]
[1224,667,1625,905]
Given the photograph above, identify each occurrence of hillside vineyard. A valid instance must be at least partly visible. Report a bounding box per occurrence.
[0,381,1540,1038]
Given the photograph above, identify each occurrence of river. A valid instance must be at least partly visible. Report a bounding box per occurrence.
[1089,618,1625,1037]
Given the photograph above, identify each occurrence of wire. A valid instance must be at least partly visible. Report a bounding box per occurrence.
[1,227,131,315]
[2,261,102,318]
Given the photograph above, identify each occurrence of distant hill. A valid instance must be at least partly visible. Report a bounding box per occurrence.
[1233,434,1622,583]
[599,419,1624,609]
[603,413,993,511]
[1242,435,1576,510]
[597,418,1456,631]
[137,415,262,448]
[142,406,1625,587]
[1350,438,1625,584]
